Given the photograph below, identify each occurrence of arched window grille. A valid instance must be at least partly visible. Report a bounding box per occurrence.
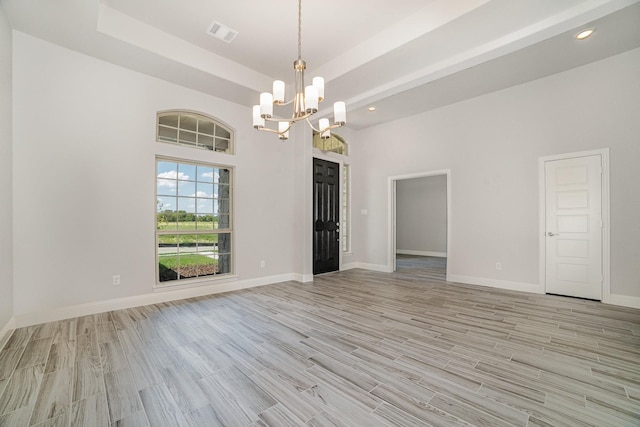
[312,131,348,155]
[157,111,234,154]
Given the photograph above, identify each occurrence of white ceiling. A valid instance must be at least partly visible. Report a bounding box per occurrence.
[2,0,640,130]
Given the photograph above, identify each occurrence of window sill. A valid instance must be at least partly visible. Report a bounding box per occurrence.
[153,274,238,292]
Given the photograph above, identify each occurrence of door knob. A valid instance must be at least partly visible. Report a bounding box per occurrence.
[547,232,559,236]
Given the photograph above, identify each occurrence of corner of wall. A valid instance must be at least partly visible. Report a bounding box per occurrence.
[0,3,15,333]
[0,316,15,352]
[609,294,640,309]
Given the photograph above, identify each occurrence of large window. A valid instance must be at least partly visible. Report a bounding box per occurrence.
[157,111,234,154]
[156,158,233,284]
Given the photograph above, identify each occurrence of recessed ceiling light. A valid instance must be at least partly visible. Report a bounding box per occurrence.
[576,28,595,40]
[368,106,376,112]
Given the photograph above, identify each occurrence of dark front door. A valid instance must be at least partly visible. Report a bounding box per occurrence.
[313,158,340,275]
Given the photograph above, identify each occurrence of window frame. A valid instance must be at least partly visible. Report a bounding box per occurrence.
[155,156,235,287]
[312,131,348,155]
[342,163,351,253]
[156,110,235,154]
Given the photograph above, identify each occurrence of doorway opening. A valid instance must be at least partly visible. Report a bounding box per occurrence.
[388,170,451,281]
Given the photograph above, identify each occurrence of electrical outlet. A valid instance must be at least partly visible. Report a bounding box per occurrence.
[112,275,121,286]
[495,262,502,271]
[260,260,266,268]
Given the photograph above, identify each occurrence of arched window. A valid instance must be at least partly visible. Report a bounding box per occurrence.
[312,131,348,155]
[157,111,234,154]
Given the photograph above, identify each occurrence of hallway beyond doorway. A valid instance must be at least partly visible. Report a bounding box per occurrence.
[396,254,446,281]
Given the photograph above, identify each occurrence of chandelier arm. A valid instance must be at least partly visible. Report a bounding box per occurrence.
[305,117,344,134]
[274,99,294,107]
[326,122,344,131]
[274,97,322,108]
[305,117,321,133]
[257,127,283,135]
[257,124,291,136]
[263,112,312,123]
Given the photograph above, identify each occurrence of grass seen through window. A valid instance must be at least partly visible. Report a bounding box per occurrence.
[156,158,232,283]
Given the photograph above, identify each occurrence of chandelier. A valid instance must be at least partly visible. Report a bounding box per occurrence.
[252,0,346,140]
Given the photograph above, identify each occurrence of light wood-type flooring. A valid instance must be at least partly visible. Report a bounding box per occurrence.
[1,259,639,426]
[396,255,447,281]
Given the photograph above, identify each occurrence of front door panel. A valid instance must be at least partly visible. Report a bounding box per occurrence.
[313,158,340,275]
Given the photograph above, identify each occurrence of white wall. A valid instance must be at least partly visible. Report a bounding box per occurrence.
[12,32,299,318]
[351,47,640,298]
[8,31,640,322]
[0,7,14,333]
[396,175,447,255]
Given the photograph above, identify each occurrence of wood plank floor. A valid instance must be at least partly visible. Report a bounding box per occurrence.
[396,255,446,281]
[1,263,639,426]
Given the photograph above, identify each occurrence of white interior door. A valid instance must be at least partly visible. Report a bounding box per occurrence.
[545,155,602,300]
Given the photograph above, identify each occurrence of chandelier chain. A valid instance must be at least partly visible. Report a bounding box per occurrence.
[297,0,302,60]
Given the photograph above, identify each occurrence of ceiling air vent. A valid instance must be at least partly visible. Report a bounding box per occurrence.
[207,21,238,43]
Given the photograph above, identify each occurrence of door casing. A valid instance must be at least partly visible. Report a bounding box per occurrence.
[538,149,610,302]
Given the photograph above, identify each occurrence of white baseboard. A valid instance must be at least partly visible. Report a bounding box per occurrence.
[0,316,16,351]
[341,263,358,271]
[448,274,543,295]
[449,276,640,308]
[608,294,640,309]
[14,273,298,328]
[396,250,447,258]
[17,269,635,330]
[341,262,392,273]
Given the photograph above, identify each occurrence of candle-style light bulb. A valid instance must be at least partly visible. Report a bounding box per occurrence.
[260,92,273,118]
[319,118,330,139]
[313,77,325,102]
[252,105,264,128]
[333,101,346,125]
[305,86,318,113]
[273,80,285,104]
[279,122,289,140]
